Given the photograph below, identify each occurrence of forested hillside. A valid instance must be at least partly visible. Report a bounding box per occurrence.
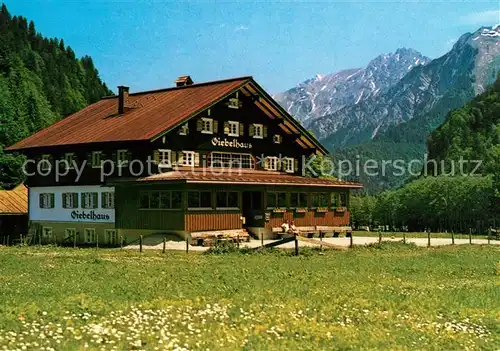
[0,4,112,188]
[427,74,500,179]
[350,74,500,232]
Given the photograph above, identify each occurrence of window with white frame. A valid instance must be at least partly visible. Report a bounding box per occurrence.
[117,149,128,168]
[101,192,115,209]
[210,152,254,169]
[201,118,213,134]
[84,228,96,243]
[228,121,239,137]
[39,193,54,209]
[178,123,189,135]
[181,151,195,166]
[82,192,98,209]
[65,228,76,239]
[265,156,279,171]
[91,151,102,168]
[42,227,53,238]
[105,229,118,245]
[40,154,51,171]
[273,134,282,144]
[253,124,263,139]
[62,193,78,209]
[157,149,171,167]
[282,157,294,173]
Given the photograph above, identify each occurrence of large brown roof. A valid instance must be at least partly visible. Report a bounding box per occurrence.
[0,185,28,215]
[132,169,362,188]
[7,77,252,150]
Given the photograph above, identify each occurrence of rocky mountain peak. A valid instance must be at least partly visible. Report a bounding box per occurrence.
[274,48,429,125]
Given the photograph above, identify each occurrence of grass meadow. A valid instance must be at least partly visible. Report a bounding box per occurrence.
[0,243,498,350]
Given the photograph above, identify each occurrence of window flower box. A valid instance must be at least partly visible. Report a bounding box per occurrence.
[316,207,329,213]
[335,207,347,213]
[272,208,287,213]
[294,207,307,213]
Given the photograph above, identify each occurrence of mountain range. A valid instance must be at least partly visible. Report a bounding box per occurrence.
[275,25,500,192]
[276,25,500,150]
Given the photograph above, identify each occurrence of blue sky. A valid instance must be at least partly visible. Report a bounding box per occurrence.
[4,1,500,93]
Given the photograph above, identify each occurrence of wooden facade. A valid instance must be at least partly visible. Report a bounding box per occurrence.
[8,75,361,244]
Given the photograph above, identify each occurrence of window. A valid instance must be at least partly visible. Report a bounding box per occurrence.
[117,150,128,168]
[216,192,239,209]
[154,149,171,168]
[273,134,282,144]
[264,156,279,171]
[340,192,348,207]
[201,118,213,134]
[282,157,294,173]
[311,193,329,208]
[64,153,75,169]
[252,123,264,139]
[187,191,212,209]
[178,123,189,135]
[228,97,241,109]
[331,193,340,208]
[92,151,102,168]
[102,192,115,209]
[65,228,76,239]
[210,152,254,169]
[180,151,195,167]
[40,154,52,171]
[139,191,182,209]
[267,192,287,209]
[39,193,54,209]
[290,193,308,208]
[105,229,118,245]
[227,121,239,137]
[62,193,78,209]
[42,227,53,238]
[82,192,98,209]
[84,228,96,243]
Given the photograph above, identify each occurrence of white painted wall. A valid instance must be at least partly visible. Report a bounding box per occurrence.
[29,185,115,223]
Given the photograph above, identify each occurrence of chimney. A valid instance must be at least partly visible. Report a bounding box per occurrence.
[175,75,194,87]
[117,85,130,114]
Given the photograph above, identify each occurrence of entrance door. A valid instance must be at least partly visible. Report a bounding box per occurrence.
[242,191,264,227]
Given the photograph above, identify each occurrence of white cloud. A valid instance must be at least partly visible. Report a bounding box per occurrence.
[234,25,249,32]
[461,9,500,26]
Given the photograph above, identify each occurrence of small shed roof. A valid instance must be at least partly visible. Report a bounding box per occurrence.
[0,184,28,215]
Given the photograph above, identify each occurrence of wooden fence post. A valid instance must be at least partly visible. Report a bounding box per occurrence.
[96,234,99,250]
[350,232,353,248]
[320,232,323,251]
[73,232,77,248]
[139,235,143,253]
[469,228,472,245]
[294,233,299,256]
[237,234,240,249]
[427,230,431,248]
[378,230,382,244]
[6,236,9,246]
[488,230,491,245]
[186,236,189,254]
[20,234,23,246]
[451,231,455,245]
[403,231,406,244]
[261,232,264,247]
[120,235,123,250]
[162,237,166,254]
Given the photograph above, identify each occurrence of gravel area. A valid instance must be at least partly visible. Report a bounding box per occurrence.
[124,236,499,251]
